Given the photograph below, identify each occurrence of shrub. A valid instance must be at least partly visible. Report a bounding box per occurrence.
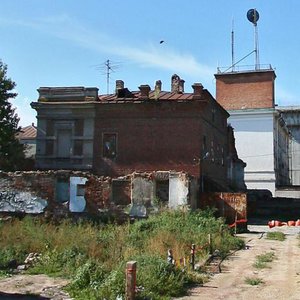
[253,252,275,269]
[245,276,264,285]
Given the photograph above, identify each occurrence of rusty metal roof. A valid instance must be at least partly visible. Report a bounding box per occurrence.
[99,90,199,103]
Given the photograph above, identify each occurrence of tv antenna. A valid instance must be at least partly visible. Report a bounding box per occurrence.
[247,8,260,70]
[93,59,122,94]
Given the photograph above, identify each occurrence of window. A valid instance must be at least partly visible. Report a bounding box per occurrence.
[103,133,117,158]
[75,119,84,136]
[73,140,83,156]
[76,184,85,197]
[46,120,54,136]
[45,140,54,155]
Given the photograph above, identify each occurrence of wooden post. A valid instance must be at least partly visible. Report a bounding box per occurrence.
[208,233,212,254]
[126,261,137,300]
[190,244,196,270]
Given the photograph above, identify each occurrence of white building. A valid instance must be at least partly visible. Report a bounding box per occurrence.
[215,68,290,196]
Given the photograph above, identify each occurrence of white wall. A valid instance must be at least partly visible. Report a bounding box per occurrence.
[228,109,276,195]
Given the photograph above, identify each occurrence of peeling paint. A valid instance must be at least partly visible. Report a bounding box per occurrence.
[0,191,47,213]
[168,173,189,209]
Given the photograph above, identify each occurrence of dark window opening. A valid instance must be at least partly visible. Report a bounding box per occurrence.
[156,180,169,203]
[103,133,117,158]
[73,140,83,156]
[46,120,54,136]
[76,184,85,197]
[45,140,54,155]
[75,119,84,136]
[56,178,69,203]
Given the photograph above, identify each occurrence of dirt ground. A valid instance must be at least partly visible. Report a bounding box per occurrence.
[0,275,71,299]
[176,223,300,300]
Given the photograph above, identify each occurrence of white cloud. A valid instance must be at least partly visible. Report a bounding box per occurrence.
[0,15,214,80]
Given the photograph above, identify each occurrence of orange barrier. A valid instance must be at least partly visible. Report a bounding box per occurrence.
[268,219,300,228]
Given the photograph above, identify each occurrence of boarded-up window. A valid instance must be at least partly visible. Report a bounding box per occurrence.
[73,140,83,156]
[75,119,84,136]
[45,140,54,155]
[103,133,117,158]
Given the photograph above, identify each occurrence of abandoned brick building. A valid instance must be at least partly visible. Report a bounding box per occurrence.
[30,74,246,210]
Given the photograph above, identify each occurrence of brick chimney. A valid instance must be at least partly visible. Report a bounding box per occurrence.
[179,79,185,93]
[192,83,203,99]
[139,85,151,99]
[154,80,162,100]
[115,80,124,94]
[171,74,180,93]
[155,80,162,92]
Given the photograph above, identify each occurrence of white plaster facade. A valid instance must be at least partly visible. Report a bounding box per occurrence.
[277,106,300,186]
[228,108,289,196]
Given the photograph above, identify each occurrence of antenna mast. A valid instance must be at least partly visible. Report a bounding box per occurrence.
[105,59,112,94]
[231,17,235,72]
[247,8,260,70]
[93,60,121,94]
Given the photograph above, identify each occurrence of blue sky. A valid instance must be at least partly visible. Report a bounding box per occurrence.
[0,0,299,126]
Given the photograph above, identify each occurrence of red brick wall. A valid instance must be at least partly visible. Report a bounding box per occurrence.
[93,100,229,188]
[215,70,276,110]
[94,103,202,177]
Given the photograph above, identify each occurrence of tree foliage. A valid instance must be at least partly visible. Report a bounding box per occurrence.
[0,60,25,171]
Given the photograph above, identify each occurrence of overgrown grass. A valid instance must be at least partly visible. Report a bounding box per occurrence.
[0,209,244,299]
[253,252,275,269]
[266,231,285,241]
[245,276,264,285]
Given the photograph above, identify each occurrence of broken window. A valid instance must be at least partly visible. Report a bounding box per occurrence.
[103,133,117,158]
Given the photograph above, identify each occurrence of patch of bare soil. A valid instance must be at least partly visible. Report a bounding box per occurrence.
[175,224,300,300]
[0,275,71,300]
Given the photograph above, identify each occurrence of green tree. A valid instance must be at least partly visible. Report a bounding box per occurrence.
[0,60,25,171]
